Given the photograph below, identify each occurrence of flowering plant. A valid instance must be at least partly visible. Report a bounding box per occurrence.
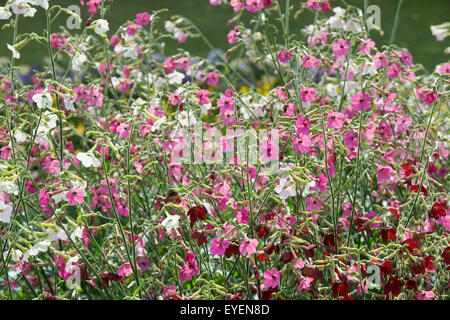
[0,0,448,300]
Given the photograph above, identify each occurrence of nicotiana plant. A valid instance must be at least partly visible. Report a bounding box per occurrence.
[0,0,448,300]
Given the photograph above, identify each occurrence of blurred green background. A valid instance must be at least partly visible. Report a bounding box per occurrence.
[0,0,449,72]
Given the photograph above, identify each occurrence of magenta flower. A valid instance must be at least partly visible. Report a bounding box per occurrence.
[246,0,262,12]
[351,91,371,111]
[387,63,401,78]
[218,96,236,127]
[278,49,292,63]
[377,166,393,181]
[293,134,311,154]
[117,263,133,277]
[136,12,151,26]
[299,87,316,102]
[306,196,323,212]
[331,38,350,60]
[206,71,220,86]
[326,111,345,129]
[343,130,358,149]
[196,89,210,105]
[210,238,230,256]
[298,277,314,292]
[296,115,310,135]
[424,90,438,104]
[359,39,375,54]
[66,189,85,206]
[373,52,389,68]
[231,0,246,12]
[263,268,280,289]
[400,51,413,67]
[239,238,258,256]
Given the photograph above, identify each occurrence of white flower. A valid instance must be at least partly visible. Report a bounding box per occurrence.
[65,256,79,273]
[7,44,20,59]
[14,129,28,143]
[151,116,167,132]
[0,181,19,195]
[76,152,101,168]
[93,19,109,35]
[0,200,13,223]
[327,16,345,29]
[3,249,22,263]
[41,110,58,128]
[30,0,49,10]
[63,93,75,111]
[52,191,66,204]
[32,92,53,109]
[46,226,68,241]
[167,71,185,85]
[161,214,180,232]
[302,180,316,197]
[344,18,362,33]
[165,21,176,33]
[24,5,36,17]
[274,176,296,201]
[431,25,447,42]
[176,111,196,127]
[11,1,28,15]
[0,7,12,19]
[72,53,87,72]
[71,227,83,239]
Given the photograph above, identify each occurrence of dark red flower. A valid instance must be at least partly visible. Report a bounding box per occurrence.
[380,227,397,243]
[404,277,418,291]
[191,229,208,246]
[383,277,403,298]
[332,281,350,299]
[429,202,447,220]
[187,205,207,228]
[379,261,393,275]
[401,238,418,254]
[421,256,434,271]
[442,247,450,266]
[401,163,415,177]
[410,184,428,197]
[301,244,317,259]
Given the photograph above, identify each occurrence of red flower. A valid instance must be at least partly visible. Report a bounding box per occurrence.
[383,277,403,298]
[388,208,401,219]
[442,247,450,266]
[421,256,434,271]
[380,227,397,243]
[401,238,418,254]
[332,281,350,299]
[379,261,393,275]
[429,202,447,220]
[410,184,428,197]
[401,163,415,177]
[187,205,207,228]
[191,229,208,246]
[405,277,418,291]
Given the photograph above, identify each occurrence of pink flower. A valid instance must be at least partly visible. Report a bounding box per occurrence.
[196,89,210,105]
[373,52,389,68]
[231,0,246,12]
[117,263,133,277]
[169,93,181,105]
[306,0,319,10]
[227,27,239,44]
[218,96,235,127]
[179,251,199,283]
[351,91,371,111]
[298,277,314,292]
[417,290,435,300]
[320,1,331,13]
[400,51,413,67]
[326,111,345,129]
[293,134,311,154]
[263,268,280,288]
[439,62,450,74]
[239,238,258,256]
[136,12,151,26]
[299,87,316,102]
[377,166,393,181]
[66,189,85,206]
[205,72,220,86]
[387,63,401,78]
[301,55,319,69]
[278,49,292,63]
[296,115,310,135]
[331,38,350,60]
[343,130,358,148]
[246,0,262,12]
[210,238,230,256]
[306,197,323,212]
[359,39,375,54]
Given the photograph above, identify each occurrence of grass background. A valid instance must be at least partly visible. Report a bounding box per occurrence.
[0,0,449,72]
